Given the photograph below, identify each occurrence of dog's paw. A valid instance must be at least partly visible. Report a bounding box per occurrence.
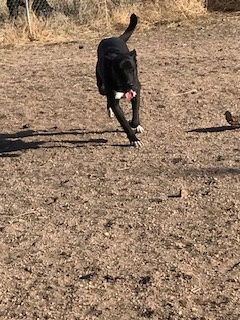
[132,125,144,133]
[129,123,144,134]
[130,140,143,148]
[107,108,114,118]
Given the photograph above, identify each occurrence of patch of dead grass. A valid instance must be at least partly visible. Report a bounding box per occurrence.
[0,0,206,46]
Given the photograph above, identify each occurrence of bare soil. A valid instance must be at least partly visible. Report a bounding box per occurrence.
[0,13,239,320]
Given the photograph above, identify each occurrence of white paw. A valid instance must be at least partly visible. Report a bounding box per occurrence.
[135,125,144,133]
[130,140,143,148]
[131,125,144,133]
[108,108,114,118]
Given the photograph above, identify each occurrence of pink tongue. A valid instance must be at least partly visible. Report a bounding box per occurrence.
[124,90,136,101]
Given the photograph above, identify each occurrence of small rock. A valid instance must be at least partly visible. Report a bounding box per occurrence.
[104,232,110,237]
[22,124,30,129]
[141,308,154,318]
[216,155,225,161]
[45,197,58,205]
[168,187,189,199]
[172,157,183,164]
[24,266,32,273]
[139,276,151,286]
[180,188,189,198]
[79,273,95,280]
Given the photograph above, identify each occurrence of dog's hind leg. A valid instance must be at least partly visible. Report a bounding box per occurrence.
[130,89,144,133]
[96,65,106,96]
[107,94,142,147]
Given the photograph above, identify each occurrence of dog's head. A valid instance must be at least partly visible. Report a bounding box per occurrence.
[106,50,137,93]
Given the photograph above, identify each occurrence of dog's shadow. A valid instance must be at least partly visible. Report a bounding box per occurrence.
[0,128,122,158]
[187,125,240,133]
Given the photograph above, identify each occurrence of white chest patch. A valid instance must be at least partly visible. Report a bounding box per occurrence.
[115,90,137,101]
[115,92,124,100]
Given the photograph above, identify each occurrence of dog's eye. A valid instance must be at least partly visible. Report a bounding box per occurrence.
[121,61,133,71]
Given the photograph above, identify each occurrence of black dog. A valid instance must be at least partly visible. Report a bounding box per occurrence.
[96,13,143,147]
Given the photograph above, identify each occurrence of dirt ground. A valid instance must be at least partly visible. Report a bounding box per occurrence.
[0,12,239,320]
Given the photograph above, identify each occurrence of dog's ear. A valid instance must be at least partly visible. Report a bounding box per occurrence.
[105,52,118,61]
[130,49,137,57]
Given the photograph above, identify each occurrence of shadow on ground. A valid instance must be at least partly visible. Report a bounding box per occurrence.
[187,125,240,133]
[183,167,240,176]
[0,128,112,157]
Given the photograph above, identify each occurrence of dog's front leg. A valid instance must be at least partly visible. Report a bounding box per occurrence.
[130,88,144,133]
[107,94,142,147]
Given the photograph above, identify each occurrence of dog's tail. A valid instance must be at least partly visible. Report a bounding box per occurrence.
[119,13,138,43]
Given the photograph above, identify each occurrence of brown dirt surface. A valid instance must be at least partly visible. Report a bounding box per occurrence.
[0,13,239,320]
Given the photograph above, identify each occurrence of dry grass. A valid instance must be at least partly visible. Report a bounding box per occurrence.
[0,14,93,47]
[110,0,206,28]
[0,0,206,46]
